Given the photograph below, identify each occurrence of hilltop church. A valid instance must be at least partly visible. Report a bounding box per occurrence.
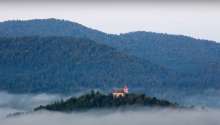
[112,85,128,97]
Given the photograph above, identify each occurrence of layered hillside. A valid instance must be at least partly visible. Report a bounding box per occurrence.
[0,37,175,93]
[0,19,220,92]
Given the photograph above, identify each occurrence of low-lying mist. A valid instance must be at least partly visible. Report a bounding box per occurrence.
[1,109,220,125]
[0,91,64,110]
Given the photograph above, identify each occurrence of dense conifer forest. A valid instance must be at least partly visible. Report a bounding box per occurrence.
[34,91,177,112]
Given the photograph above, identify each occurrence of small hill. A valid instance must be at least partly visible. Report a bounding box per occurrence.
[34,91,177,112]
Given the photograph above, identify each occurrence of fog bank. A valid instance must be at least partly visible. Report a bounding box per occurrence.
[0,92,64,110]
[1,109,220,125]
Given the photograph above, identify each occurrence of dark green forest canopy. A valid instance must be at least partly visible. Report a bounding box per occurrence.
[0,36,177,94]
[34,91,178,112]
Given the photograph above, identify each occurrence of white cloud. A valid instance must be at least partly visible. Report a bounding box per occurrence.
[1,108,220,125]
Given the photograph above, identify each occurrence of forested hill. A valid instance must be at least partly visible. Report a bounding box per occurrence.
[0,19,106,39]
[0,36,176,93]
[34,91,178,112]
[0,19,220,93]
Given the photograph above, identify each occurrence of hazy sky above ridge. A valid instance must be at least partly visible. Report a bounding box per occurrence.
[0,1,220,42]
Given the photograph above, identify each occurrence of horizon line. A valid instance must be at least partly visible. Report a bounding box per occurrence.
[0,18,219,43]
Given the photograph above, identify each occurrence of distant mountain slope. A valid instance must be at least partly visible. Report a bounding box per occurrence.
[0,19,220,93]
[0,37,176,94]
[0,19,107,41]
[0,19,116,52]
[116,32,220,88]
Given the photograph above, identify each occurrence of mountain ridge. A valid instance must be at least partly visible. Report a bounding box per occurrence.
[0,18,218,43]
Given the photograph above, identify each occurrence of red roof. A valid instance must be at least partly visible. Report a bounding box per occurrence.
[113,89,125,93]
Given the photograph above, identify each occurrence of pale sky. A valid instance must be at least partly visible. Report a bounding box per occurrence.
[0,1,220,42]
